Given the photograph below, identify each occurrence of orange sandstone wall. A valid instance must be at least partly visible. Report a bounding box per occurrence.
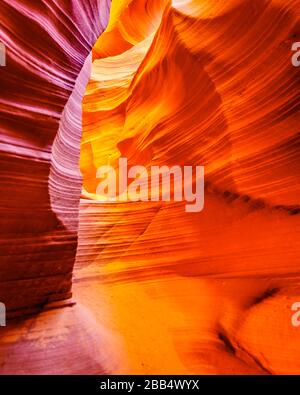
[0,0,300,375]
[77,0,300,374]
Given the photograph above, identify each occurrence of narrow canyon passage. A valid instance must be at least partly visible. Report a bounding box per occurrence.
[1,0,300,375]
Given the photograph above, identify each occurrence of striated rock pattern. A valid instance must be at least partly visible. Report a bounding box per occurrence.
[77,0,300,374]
[0,0,110,316]
[0,0,300,375]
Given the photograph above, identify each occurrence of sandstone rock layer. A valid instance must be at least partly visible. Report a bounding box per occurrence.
[0,0,300,375]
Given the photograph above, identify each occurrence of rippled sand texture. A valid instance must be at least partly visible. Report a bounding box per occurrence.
[78,0,300,374]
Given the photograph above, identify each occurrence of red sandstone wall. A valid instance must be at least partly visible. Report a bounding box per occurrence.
[0,0,111,316]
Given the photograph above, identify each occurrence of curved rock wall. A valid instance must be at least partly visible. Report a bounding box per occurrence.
[0,0,111,316]
[77,0,300,374]
[1,0,300,375]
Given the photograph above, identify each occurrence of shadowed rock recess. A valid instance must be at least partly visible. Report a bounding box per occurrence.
[1,0,300,375]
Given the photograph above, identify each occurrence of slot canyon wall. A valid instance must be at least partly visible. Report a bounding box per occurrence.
[0,0,110,316]
[0,0,113,374]
[1,0,300,375]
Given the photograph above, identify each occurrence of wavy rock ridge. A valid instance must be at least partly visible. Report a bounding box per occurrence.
[78,0,300,374]
[0,0,300,375]
[0,0,110,316]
